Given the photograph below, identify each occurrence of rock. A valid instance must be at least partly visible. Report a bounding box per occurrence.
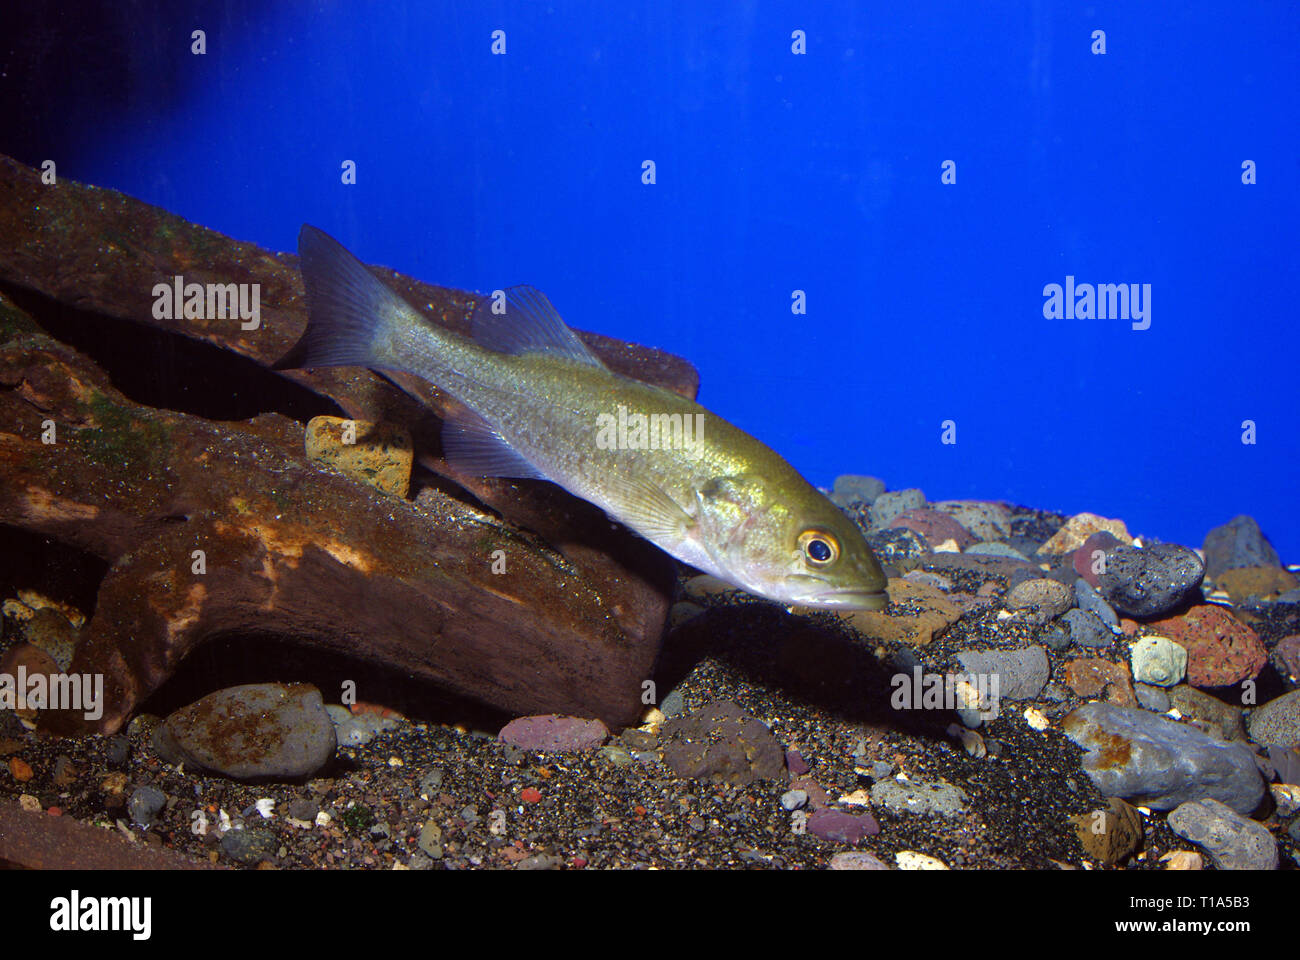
[325,705,401,747]
[1063,609,1115,649]
[869,777,968,818]
[682,574,743,601]
[418,820,444,858]
[929,501,1013,542]
[667,601,706,630]
[921,552,1039,580]
[660,700,786,785]
[1062,658,1136,707]
[1167,686,1247,741]
[152,683,337,781]
[868,489,926,529]
[1166,798,1277,870]
[1275,636,1300,687]
[806,808,880,844]
[780,789,808,811]
[1129,636,1187,686]
[1070,798,1143,865]
[841,578,962,647]
[895,850,948,870]
[220,828,279,865]
[1098,543,1204,618]
[1073,531,1125,587]
[20,608,79,672]
[497,715,609,752]
[1041,623,1072,651]
[886,508,976,550]
[1202,515,1281,579]
[126,785,167,828]
[785,749,810,776]
[955,646,1049,701]
[1271,784,1300,816]
[304,416,413,498]
[1160,850,1204,870]
[1246,690,1300,749]
[828,851,889,870]
[1215,566,1299,601]
[1005,578,1073,625]
[902,569,952,591]
[1040,513,1131,556]
[1265,746,1300,787]
[1148,606,1267,688]
[965,542,1030,561]
[831,475,885,507]
[1134,683,1170,712]
[864,527,930,565]
[1074,579,1118,627]
[1063,702,1265,814]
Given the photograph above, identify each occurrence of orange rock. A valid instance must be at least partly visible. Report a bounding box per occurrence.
[1149,605,1266,688]
[8,757,33,782]
[841,577,962,646]
[1063,658,1136,708]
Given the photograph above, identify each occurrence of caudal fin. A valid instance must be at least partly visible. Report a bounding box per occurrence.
[274,225,420,371]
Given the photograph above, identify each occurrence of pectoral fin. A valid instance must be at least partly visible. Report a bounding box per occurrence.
[608,473,697,543]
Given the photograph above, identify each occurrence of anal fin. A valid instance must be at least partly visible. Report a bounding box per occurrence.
[441,406,547,480]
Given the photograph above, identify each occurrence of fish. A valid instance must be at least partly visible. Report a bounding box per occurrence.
[276,225,889,611]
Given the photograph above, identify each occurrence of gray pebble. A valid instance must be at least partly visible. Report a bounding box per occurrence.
[965,542,1030,561]
[325,704,400,747]
[1134,683,1170,713]
[1167,798,1277,870]
[956,645,1049,701]
[152,683,336,781]
[870,777,968,818]
[1099,543,1204,618]
[1063,609,1115,648]
[127,785,167,828]
[1064,702,1264,814]
[1246,689,1300,749]
[220,828,278,864]
[868,488,926,529]
[1074,578,1119,626]
[1202,515,1281,579]
[780,789,809,811]
[831,475,886,507]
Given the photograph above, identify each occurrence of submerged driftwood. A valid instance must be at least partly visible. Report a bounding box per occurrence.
[0,153,698,732]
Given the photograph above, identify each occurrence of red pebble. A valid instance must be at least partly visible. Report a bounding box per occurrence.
[520,787,542,803]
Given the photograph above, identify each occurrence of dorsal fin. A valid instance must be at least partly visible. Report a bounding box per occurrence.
[470,285,607,368]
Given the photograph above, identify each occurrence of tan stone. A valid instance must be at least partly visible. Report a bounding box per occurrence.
[841,577,962,646]
[1215,566,1298,601]
[304,416,413,498]
[1063,657,1137,708]
[1040,513,1131,555]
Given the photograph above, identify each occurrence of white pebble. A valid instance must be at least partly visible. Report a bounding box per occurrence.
[896,850,948,870]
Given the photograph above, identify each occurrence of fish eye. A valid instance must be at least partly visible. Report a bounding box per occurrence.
[798,530,839,566]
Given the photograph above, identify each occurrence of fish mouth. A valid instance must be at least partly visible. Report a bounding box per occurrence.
[805,588,890,612]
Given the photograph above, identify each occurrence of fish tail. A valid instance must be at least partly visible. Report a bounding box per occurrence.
[274,224,430,372]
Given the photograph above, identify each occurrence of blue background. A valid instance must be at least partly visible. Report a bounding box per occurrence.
[4,1,1297,558]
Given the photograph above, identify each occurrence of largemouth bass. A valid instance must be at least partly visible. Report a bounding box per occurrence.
[278,225,888,611]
